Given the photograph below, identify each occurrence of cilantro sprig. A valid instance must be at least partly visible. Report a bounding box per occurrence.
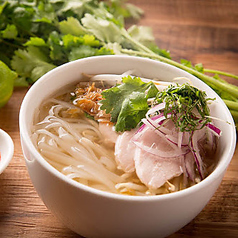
[100,75,158,132]
[156,84,212,132]
[0,0,144,86]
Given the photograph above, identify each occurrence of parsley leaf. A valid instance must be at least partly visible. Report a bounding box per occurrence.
[100,75,158,131]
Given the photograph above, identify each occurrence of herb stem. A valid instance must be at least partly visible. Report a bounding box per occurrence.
[14,23,38,38]
[223,99,238,111]
[0,39,23,49]
[230,110,238,123]
[204,69,238,80]
[121,29,157,55]
[121,48,238,98]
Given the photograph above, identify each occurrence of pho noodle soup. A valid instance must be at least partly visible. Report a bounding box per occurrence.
[31,74,220,196]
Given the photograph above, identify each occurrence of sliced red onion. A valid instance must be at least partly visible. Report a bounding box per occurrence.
[131,120,150,142]
[165,134,188,147]
[145,116,161,133]
[139,118,182,151]
[135,114,167,137]
[180,156,189,187]
[146,102,165,116]
[152,114,167,123]
[153,115,169,126]
[145,113,172,139]
[132,140,189,159]
[142,117,163,133]
[177,131,183,148]
[189,131,204,179]
[135,113,189,149]
[184,152,196,182]
[131,107,221,182]
[137,123,146,133]
[206,123,222,137]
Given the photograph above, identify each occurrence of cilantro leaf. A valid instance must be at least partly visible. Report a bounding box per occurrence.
[95,46,114,56]
[124,3,144,20]
[47,31,66,62]
[59,17,87,36]
[81,13,124,43]
[12,5,35,33]
[115,91,149,131]
[24,37,47,47]
[33,1,56,24]
[108,1,143,21]
[127,25,155,47]
[69,45,113,61]
[181,59,204,73]
[1,24,18,39]
[11,45,56,84]
[62,34,84,49]
[100,75,158,131]
[68,45,96,61]
[82,34,100,47]
[149,44,171,59]
[57,0,89,18]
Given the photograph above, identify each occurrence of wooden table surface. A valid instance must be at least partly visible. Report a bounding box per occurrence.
[0,0,238,237]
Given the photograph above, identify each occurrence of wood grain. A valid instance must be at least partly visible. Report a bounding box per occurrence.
[0,0,238,237]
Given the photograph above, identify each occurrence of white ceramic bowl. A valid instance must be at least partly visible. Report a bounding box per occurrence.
[0,129,14,174]
[19,56,236,238]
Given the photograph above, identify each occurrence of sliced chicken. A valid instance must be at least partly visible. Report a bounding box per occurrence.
[114,129,137,173]
[98,122,118,144]
[134,148,183,189]
[134,126,187,158]
[114,125,187,189]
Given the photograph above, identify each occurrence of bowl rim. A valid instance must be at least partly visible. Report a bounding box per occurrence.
[0,128,14,174]
[19,55,237,202]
